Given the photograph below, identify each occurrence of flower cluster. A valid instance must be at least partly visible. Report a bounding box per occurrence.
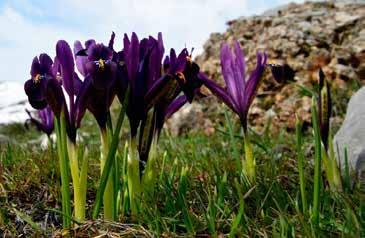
[24,33,274,226]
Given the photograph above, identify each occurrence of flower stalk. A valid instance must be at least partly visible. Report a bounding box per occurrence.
[127,136,141,216]
[92,88,129,219]
[242,132,255,182]
[100,128,116,220]
[141,133,158,196]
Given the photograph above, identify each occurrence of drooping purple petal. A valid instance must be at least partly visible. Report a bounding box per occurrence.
[164,95,188,120]
[144,74,179,111]
[26,107,54,136]
[24,77,48,109]
[199,72,239,115]
[45,77,67,119]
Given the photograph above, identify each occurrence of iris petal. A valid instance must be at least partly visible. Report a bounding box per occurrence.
[199,73,239,114]
[56,40,75,98]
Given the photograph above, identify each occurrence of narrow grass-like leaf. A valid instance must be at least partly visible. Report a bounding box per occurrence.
[229,179,245,237]
[296,116,307,214]
[311,97,322,226]
[54,115,71,228]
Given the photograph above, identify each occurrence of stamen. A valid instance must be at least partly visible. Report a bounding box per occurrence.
[56,75,62,82]
[33,74,42,83]
[119,60,125,66]
[176,72,186,84]
[98,59,105,70]
[186,56,192,63]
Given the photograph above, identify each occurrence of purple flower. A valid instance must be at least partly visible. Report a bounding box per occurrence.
[123,32,204,166]
[145,48,204,132]
[74,34,119,129]
[199,40,267,132]
[26,106,54,136]
[24,54,61,110]
[123,32,165,137]
[24,41,84,142]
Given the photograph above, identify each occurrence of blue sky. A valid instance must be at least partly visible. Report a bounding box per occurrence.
[0,0,304,83]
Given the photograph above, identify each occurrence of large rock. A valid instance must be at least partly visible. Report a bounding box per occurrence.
[334,87,365,173]
[194,1,365,132]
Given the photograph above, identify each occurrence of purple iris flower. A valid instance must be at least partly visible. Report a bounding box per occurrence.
[25,106,54,136]
[74,34,119,129]
[24,54,65,113]
[149,48,204,132]
[123,32,165,137]
[199,40,267,132]
[24,40,85,142]
[123,32,204,165]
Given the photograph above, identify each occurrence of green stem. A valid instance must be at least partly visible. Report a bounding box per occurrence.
[141,134,158,197]
[67,140,86,222]
[54,115,71,228]
[242,130,255,183]
[311,97,322,226]
[92,89,129,219]
[128,136,141,216]
[100,129,115,220]
[120,142,129,216]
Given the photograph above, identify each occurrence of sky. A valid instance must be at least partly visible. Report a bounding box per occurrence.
[0,0,304,83]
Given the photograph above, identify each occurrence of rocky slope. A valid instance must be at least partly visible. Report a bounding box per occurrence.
[169,1,365,135]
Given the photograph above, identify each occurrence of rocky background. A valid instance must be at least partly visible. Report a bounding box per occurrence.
[168,1,365,135]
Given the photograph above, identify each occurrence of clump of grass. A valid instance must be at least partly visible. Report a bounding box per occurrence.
[0,112,364,236]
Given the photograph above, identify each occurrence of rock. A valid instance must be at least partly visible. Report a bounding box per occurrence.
[165,103,205,136]
[334,87,365,171]
[191,1,365,133]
